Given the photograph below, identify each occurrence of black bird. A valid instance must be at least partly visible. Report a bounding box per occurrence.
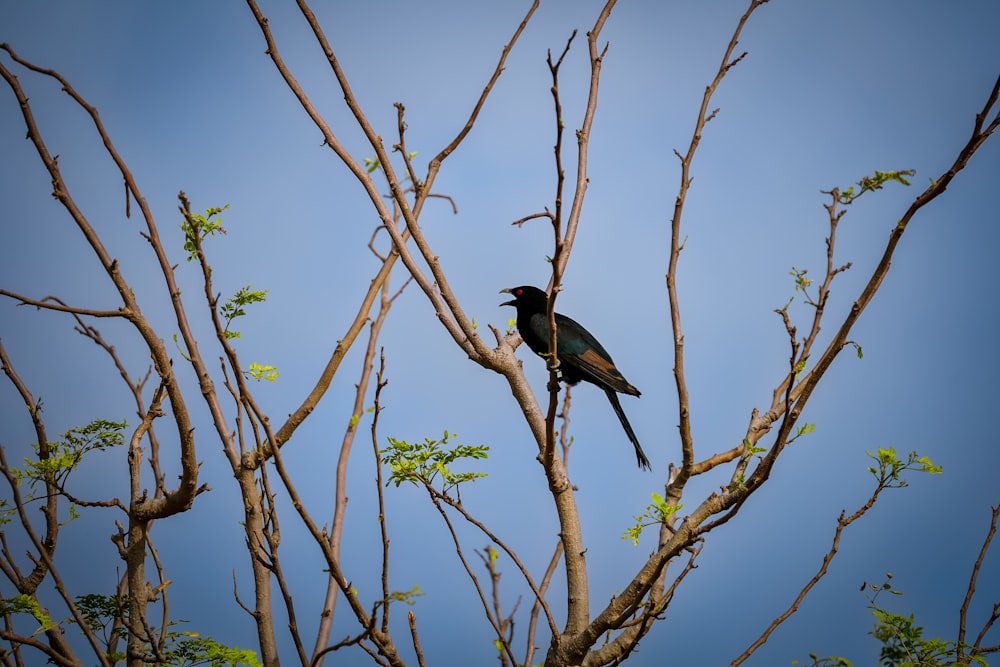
[500,285,651,470]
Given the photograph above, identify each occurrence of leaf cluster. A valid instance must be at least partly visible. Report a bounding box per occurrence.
[181,204,229,262]
[75,592,126,645]
[866,576,987,667]
[244,362,278,383]
[78,592,261,667]
[384,584,425,607]
[217,285,278,380]
[220,285,268,340]
[382,431,488,493]
[838,169,915,205]
[0,594,53,632]
[622,493,682,546]
[1,589,262,665]
[16,418,127,489]
[867,448,942,490]
[168,634,263,667]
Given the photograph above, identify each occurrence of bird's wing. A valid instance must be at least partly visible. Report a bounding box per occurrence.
[564,347,640,396]
[523,311,640,396]
[553,314,640,396]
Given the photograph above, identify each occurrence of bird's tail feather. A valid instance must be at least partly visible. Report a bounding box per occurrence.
[605,389,651,470]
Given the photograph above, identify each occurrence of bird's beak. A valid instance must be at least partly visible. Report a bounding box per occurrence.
[498,287,514,307]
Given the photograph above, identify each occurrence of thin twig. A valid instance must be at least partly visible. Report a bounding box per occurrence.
[423,485,558,637]
[372,352,392,635]
[424,491,519,667]
[313,277,409,663]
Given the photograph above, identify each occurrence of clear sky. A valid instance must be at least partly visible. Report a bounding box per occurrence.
[1,2,999,665]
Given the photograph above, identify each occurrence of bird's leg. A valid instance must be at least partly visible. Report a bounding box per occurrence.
[545,358,563,393]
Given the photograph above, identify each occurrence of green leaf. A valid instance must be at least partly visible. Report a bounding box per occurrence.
[221,285,268,340]
[244,362,278,382]
[789,266,814,291]
[0,594,53,632]
[623,494,682,545]
[180,203,230,261]
[838,169,915,205]
[170,635,262,667]
[787,422,816,445]
[382,432,489,492]
[865,448,942,490]
[17,419,127,492]
[386,584,425,606]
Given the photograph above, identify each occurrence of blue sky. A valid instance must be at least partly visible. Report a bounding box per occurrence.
[2,2,999,665]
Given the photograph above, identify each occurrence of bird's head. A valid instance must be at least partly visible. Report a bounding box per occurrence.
[499,285,548,308]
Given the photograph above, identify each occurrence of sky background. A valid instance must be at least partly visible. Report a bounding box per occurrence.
[1,1,999,665]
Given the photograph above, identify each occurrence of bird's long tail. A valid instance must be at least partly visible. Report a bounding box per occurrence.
[604,389,651,470]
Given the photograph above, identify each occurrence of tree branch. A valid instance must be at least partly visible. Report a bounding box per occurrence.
[958,504,1000,661]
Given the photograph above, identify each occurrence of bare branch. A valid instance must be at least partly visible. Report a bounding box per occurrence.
[0,340,59,591]
[958,504,1000,661]
[422,492,519,667]
[245,0,523,453]
[421,484,558,639]
[747,70,1000,495]
[248,0,535,362]
[732,479,888,666]
[665,0,770,504]
[524,540,563,667]
[373,354,392,635]
[0,291,123,318]
[0,48,203,524]
[313,280,409,662]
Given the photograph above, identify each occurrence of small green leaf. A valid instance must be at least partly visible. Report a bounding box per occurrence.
[787,422,816,445]
[244,363,278,382]
[622,494,682,545]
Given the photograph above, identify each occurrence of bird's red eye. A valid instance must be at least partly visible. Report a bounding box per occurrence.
[514,288,522,295]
